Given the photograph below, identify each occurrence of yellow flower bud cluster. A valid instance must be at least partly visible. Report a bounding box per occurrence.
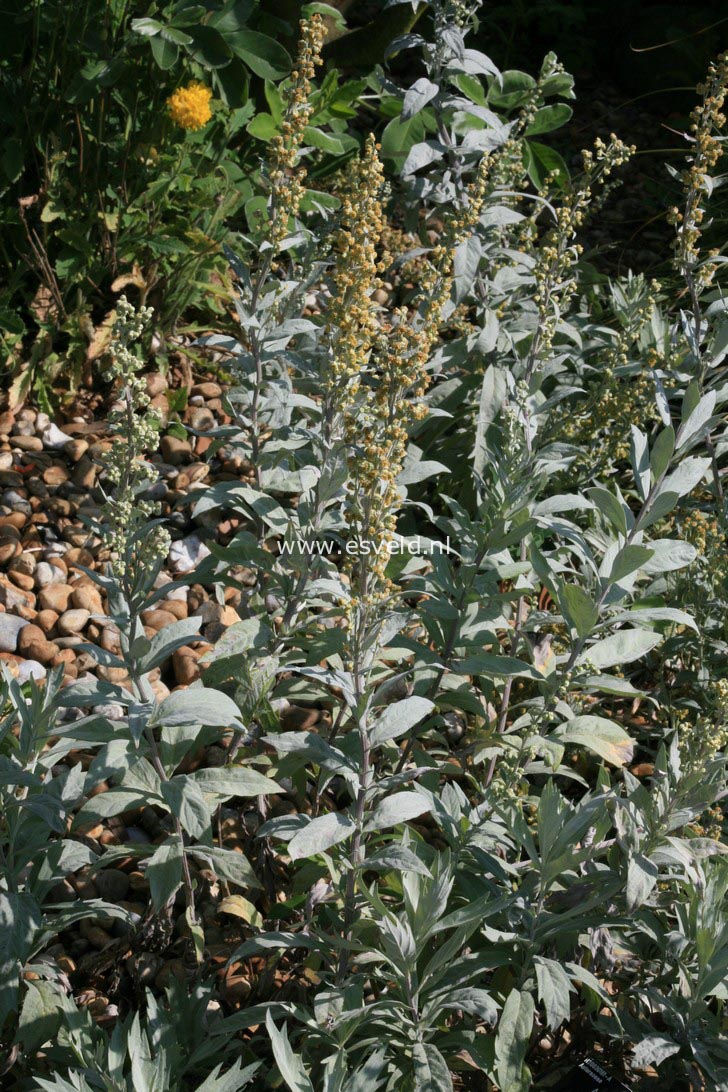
[530,135,634,367]
[554,280,662,476]
[325,135,386,409]
[167,81,213,131]
[266,16,325,249]
[332,151,494,625]
[100,297,171,582]
[673,52,728,288]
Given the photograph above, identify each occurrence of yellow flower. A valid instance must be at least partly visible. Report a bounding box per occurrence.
[167,81,213,131]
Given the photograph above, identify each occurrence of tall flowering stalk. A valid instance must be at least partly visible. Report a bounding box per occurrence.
[246,16,325,485]
[265,14,326,250]
[100,296,170,595]
[330,148,495,980]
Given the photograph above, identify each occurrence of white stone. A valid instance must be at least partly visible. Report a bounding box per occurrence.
[41,423,74,450]
[168,533,211,574]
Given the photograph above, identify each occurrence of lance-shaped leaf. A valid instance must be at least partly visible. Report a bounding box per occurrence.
[288,812,355,860]
[551,715,634,767]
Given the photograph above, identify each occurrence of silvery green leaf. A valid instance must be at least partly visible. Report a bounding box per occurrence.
[189,766,282,798]
[412,1042,453,1092]
[402,140,444,177]
[369,696,435,746]
[147,835,184,910]
[610,606,697,631]
[365,792,430,831]
[473,365,507,479]
[457,654,540,680]
[288,812,355,860]
[626,852,659,910]
[534,956,575,1030]
[551,715,634,767]
[437,987,498,1024]
[161,777,211,840]
[606,544,654,583]
[460,48,499,77]
[650,425,675,481]
[122,757,163,799]
[495,989,533,1092]
[586,486,629,535]
[73,789,146,826]
[402,78,439,119]
[580,629,662,670]
[639,539,697,573]
[630,426,650,501]
[658,456,711,500]
[138,617,201,673]
[0,891,41,1029]
[151,688,243,729]
[452,234,482,304]
[557,584,597,640]
[533,494,594,516]
[652,375,671,426]
[266,1012,315,1092]
[365,845,432,876]
[187,845,261,889]
[631,1034,681,1070]
[264,732,356,783]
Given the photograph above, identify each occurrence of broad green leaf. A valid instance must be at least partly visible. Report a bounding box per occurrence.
[365,845,432,877]
[288,812,355,860]
[581,629,662,670]
[534,956,575,1030]
[558,583,597,639]
[161,777,211,840]
[640,539,697,573]
[650,425,675,480]
[370,696,435,746]
[189,766,282,798]
[495,989,533,1092]
[413,1042,453,1092]
[0,892,41,1029]
[606,544,654,583]
[229,30,291,79]
[525,103,573,135]
[147,836,183,910]
[552,715,634,767]
[266,1012,314,1092]
[627,852,659,910]
[152,687,243,729]
[365,792,430,832]
[186,845,260,889]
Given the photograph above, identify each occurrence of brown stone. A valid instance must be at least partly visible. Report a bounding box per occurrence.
[43,464,69,487]
[172,647,201,686]
[51,648,76,667]
[64,548,94,569]
[39,584,74,613]
[141,609,177,631]
[160,435,192,465]
[26,638,60,664]
[64,438,89,462]
[12,435,43,453]
[36,609,59,635]
[160,598,187,620]
[145,373,169,398]
[0,512,27,531]
[73,457,97,489]
[17,624,45,654]
[71,585,104,615]
[8,570,34,592]
[191,381,222,399]
[100,626,121,654]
